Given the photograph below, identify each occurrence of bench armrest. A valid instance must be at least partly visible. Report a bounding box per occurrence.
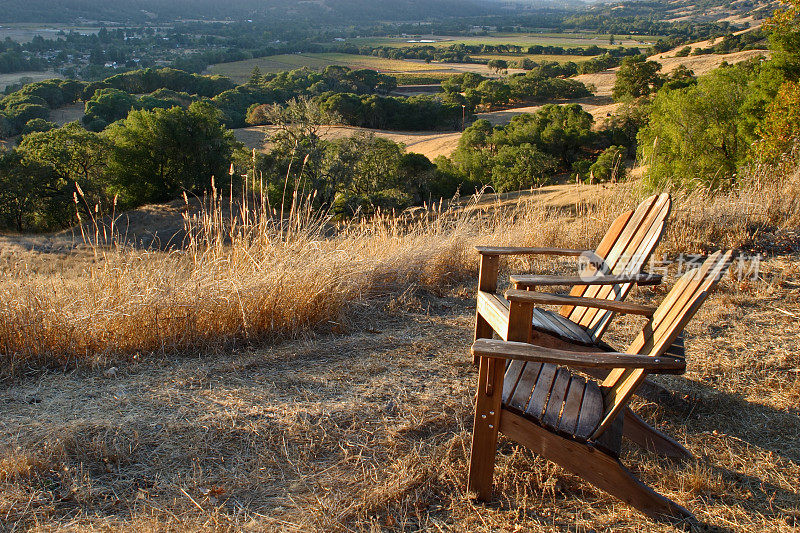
[504,289,655,317]
[475,246,590,257]
[471,339,685,374]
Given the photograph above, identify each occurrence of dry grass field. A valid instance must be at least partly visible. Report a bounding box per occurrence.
[233,125,464,160]
[0,71,63,92]
[0,155,799,531]
[205,54,462,84]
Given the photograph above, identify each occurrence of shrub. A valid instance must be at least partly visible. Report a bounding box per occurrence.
[589,145,627,182]
[21,118,56,135]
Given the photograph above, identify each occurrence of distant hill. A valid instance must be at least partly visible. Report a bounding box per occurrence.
[0,0,512,23]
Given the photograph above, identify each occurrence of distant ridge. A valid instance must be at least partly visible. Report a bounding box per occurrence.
[0,0,510,23]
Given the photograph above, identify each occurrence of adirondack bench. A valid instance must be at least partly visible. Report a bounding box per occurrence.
[467,250,733,522]
[475,193,671,360]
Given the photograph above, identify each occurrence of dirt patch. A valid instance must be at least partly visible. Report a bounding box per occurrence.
[49,102,85,126]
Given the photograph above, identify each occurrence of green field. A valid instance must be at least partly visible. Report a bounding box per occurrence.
[347,32,663,49]
[0,71,63,91]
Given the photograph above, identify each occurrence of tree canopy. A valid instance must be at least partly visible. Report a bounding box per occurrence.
[105,102,238,206]
[612,54,662,101]
[638,66,751,190]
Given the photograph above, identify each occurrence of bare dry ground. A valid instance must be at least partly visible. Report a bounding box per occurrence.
[1,171,799,531]
[650,49,770,76]
[49,102,87,127]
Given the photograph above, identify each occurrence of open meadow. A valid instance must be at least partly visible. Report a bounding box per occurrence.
[0,23,100,43]
[205,53,518,84]
[0,158,799,530]
[0,71,63,92]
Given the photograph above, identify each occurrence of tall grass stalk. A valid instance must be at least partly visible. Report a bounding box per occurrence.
[0,158,797,378]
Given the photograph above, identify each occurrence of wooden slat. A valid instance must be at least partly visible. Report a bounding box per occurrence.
[594,251,732,439]
[586,214,670,336]
[558,375,586,436]
[538,309,594,344]
[532,308,587,344]
[542,368,571,430]
[467,352,506,500]
[471,339,685,371]
[531,308,553,333]
[498,409,694,521]
[525,363,558,420]
[502,359,526,404]
[506,362,542,412]
[565,195,661,322]
[474,253,499,364]
[595,412,624,456]
[476,291,510,340]
[570,195,670,329]
[665,334,685,360]
[511,273,662,287]
[574,379,603,440]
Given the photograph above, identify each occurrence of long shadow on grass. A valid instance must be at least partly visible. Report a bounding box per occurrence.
[632,378,800,527]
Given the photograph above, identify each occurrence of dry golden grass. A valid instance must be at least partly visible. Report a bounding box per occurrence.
[0,162,798,531]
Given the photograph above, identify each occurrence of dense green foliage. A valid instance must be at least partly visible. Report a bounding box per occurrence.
[451,104,598,192]
[755,80,800,162]
[441,65,591,111]
[612,55,663,101]
[214,66,397,128]
[639,66,752,189]
[0,1,797,231]
[243,99,471,216]
[105,102,238,205]
[0,103,238,229]
[589,145,627,182]
[634,0,800,191]
[314,93,466,131]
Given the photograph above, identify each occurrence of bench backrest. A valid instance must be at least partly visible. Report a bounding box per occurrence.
[592,250,733,439]
[560,193,672,342]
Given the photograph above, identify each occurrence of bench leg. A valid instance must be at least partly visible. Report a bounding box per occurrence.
[467,356,504,500]
[473,254,499,365]
[500,409,695,524]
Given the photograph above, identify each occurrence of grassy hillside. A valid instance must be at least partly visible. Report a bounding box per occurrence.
[0,166,799,529]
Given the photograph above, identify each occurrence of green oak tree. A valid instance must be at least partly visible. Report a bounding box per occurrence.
[105,101,238,206]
